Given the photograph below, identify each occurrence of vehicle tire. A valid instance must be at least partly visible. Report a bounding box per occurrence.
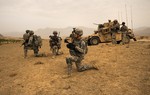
[90,37,100,45]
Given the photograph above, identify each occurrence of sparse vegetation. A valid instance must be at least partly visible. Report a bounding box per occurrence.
[0,38,22,45]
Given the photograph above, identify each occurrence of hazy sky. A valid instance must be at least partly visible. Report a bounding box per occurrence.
[0,0,150,33]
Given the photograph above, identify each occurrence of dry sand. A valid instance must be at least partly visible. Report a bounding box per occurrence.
[0,39,150,95]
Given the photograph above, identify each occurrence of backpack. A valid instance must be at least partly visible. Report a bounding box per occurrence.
[34,35,42,47]
[23,33,29,42]
[82,38,88,54]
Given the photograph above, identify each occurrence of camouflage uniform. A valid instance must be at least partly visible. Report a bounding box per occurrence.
[98,24,104,31]
[120,22,128,44]
[23,30,30,58]
[108,20,113,28]
[31,36,39,56]
[111,20,120,44]
[27,31,40,57]
[69,28,76,39]
[49,31,61,57]
[66,28,98,76]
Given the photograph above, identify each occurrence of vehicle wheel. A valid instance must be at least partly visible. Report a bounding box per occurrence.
[90,37,100,45]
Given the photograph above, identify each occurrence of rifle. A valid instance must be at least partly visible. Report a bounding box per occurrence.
[58,32,60,37]
[93,23,101,25]
[20,39,29,47]
[58,32,62,41]
[72,28,76,32]
[66,43,76,50]
[20,42,25,47]
[64,28,76,43]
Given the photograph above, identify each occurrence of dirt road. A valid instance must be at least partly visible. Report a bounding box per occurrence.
[0,40,150,95]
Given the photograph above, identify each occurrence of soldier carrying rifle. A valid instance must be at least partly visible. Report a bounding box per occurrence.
[49,31,62,58]
[65,28,99,76]
[22,30,30,58]
[22,30,43,58]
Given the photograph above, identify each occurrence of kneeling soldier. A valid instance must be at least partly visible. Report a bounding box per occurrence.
[49,31,62,58]
[66,28,98,76]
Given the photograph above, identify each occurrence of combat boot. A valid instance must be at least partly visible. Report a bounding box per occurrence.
[90,63,99,70]
[66,58,72,76]
[24,49,28,58]
[67,64,72,76]
[52,53,56,58]
[35,53,47,57]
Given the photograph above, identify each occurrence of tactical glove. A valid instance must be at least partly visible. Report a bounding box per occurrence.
[66,43,75,50]
[64,39,69,43]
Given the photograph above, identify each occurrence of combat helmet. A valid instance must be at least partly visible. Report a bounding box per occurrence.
[74,28,83,36]
[122,22,125,25]
[29,30,34,35]
[113,19,118,24]
[108,19,111,22]
[26,30,30,33]
[53,31,58,34]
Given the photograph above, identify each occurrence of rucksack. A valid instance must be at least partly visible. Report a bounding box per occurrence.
[23,33,29,41]
[82,38,88,54]
[34,35,42,47]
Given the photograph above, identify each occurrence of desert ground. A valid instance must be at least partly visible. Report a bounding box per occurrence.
[0,38,150,95]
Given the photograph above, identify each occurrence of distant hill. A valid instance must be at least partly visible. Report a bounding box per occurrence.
[134,27,150,36]
[2,26,149,39]
[0,34,4,38]
[35,26,95,38]
[1,32,23,38]
[0,34,3,37]
[1,26,95,39]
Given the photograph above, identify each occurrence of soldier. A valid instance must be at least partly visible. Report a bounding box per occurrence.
[120,22,128,44]
[69,28,76,39]
[23,30,30,58]
[49,31,62,58]
[108,19,113,28]
[111,20,120,44]
[98,24,104,31]
[28,31,40,57]
[66,28,98,76]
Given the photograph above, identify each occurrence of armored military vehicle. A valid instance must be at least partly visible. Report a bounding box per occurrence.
[87,21,136,45]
